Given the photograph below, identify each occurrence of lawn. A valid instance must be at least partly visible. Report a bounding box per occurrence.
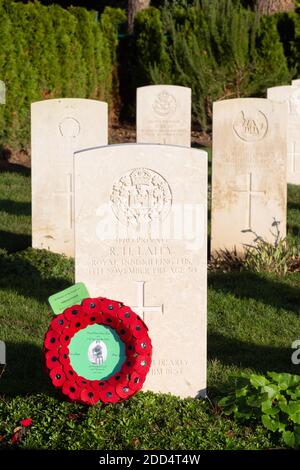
[0,165,300,450]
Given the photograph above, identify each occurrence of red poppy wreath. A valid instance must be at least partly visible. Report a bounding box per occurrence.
[43,297,152,405]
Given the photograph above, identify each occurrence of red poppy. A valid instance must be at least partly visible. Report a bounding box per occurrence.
[100,299,123,314]
[50,367,66,387]
[98,385,119,403]
[44,330,60,350]
[62,380,80,400]
[80,388,100,405]
[116,325,133,342]
[116,306,135,325]
[62,363,77,381]
[76,376,90,387]
[64,305,83,322]
[58,346,70,366]
[50,314,70,333]
[132,336,152,355]
[69,316,89,332]
[131,320,148,339]
[129,371,145,392]
[101,315,121,330]
[45,350,60,370]
[90,380,108,392]
[81,298,102,316]
[20,418,32,428]
[116,381,132,399]
[133,356,151,375]
[59,327,76,346]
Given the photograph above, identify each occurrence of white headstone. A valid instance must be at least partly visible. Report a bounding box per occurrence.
[267,85,300,185]
[136,85,191,146]
[74,144,207,398]
[0,81,5,104]
[292,79,300,86]
[211,98,287,255]
[31,98,108,257]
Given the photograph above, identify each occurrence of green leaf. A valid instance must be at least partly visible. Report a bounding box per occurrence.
[261,399,279,416]
[279,401,300,416]
[262,384,280,399]
[250,375,269,389]
[236,386,249,398]
[262,414,281,432]
[267,372,300,389]
[283,431,296,448]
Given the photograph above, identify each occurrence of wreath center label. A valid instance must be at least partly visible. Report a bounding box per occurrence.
[69,324,126,381]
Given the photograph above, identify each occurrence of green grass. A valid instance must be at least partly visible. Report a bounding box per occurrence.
[0,167,300,450]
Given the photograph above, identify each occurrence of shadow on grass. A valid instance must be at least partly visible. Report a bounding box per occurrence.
[208,332,296,374]
[0,230,31,253]
[209,271,300,314]
[288,224,300,237]
[0,164,30,177]
[207,332,299,397]
[0,250,72,303]
[288,201,300,212]
[0,200,31,216]
[0,341,56,396]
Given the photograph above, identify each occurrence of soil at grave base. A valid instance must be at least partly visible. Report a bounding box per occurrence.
[0,123,212,171]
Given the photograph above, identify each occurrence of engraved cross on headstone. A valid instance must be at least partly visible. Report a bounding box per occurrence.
[132,281,163,322]
[54,173,73,229]
[232,172,265,230]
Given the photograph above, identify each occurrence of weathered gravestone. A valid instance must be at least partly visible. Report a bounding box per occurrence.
[267,85,300,185]
[292,79,300,86]
[136,85,191,146]
[0,81,5,104]
[211,98,287,255]
[74,144,207,398]
[31,98,108,257]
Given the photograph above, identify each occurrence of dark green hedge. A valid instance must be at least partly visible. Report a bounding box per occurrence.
[0,1,125,150]
[132,0,293,131]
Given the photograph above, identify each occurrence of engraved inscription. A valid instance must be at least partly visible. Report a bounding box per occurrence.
[233,110,268,142]
[110,168,172,227]
[59,117,81,138]
[153,91,177,117]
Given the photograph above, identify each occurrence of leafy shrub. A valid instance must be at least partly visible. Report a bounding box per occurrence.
[219,372,300,448]
[0,1,120,151]
[210,220,300,275]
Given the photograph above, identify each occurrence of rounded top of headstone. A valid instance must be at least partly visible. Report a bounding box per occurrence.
[31,98,108,110]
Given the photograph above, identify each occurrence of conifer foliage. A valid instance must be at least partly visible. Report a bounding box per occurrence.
[133,0,291,130]
[0,1,120,150]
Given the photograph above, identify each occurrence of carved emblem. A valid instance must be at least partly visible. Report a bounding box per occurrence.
[153,91,177,117]
[233,110,268,142]
[59,117,81,138]
[110,168,172,226]
[290,88,300,117]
